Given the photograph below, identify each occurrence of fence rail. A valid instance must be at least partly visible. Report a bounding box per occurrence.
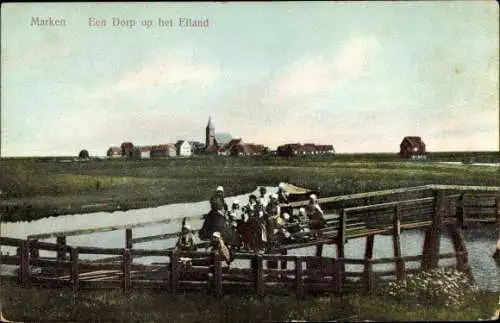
[0,246,469,297]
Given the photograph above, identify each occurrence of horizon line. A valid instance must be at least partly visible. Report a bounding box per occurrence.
[1,150,499,159]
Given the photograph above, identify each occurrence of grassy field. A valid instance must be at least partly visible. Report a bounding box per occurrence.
[0,280,497,322]
[0,153,499,222]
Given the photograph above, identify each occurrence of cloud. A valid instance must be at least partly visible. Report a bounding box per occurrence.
[111,54,219,93]
[269,36,380,100]
[214,36,382,149]
[2,31,74,71]
[425,109,498,151]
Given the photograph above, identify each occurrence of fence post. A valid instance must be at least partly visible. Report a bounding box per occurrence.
[251,252,258,272]
[456,193,466,229]
[125,229,133,263]
[125,229,133,249]
[363,258,373,293]
[446,223,468,271]
[364,235,375,259]
[122,248,131,295]
[421,230,432,271]
[495,196,500,225]
[28,239,39,260]
[56,236,67,261]
[281,250,288,270]
[339,210,346,245]
[256,253,263,297]
[19,240,31,288]
[70,247,79,293]
[431,189,443,268]
[335,258,344,294]
[212,251,222,297]
[16,245,21,282]
[170,250,178,295]
[315,244,323,257]
[393,205,406,281]
[295,256,303,298]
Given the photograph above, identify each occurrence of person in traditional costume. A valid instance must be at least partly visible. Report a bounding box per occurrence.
[210,186,228,216]
[265,194,282,247]
[199,186,230,241]
[259,186,268,207]
[176,223,196,251]
[242,194,258,222]
[277,182,293,217]
[229,200,241,223]
[211,231,232,266]
[305,194,326,233]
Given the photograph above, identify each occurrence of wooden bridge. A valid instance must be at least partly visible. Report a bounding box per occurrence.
[0,184,498,297]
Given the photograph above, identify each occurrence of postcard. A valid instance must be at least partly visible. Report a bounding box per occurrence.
[1,2,499,322]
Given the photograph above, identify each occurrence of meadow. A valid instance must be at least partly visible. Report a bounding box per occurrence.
[0,279,497,322]
[0,152,499,222]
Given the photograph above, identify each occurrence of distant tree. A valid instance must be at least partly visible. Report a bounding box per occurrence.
[78,149,90,159]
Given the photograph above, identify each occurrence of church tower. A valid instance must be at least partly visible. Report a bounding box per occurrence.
[205,116,215,150]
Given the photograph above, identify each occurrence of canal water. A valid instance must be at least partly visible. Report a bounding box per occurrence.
[1,186,498,292]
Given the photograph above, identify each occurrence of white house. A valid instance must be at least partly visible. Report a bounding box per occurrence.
[140,147,151,159]
[176,140,192,157]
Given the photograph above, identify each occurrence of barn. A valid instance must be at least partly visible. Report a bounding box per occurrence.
[399,136,427,159]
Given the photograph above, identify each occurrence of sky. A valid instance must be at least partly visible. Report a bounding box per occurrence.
[1,2,499,156]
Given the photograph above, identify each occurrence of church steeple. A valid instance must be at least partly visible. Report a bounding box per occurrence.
[205,116,215,150]
[207,116,214,130]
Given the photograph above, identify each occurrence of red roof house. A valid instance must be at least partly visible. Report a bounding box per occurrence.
[399,136,427,159]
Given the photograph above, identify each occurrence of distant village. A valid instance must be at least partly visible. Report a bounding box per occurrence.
[105,117,427,160]
[105,117,337,159]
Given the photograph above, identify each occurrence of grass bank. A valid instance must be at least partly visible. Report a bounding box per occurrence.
[0,280,497,322]
[0,155,499,222]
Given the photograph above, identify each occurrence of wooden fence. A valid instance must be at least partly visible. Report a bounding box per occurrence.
[1,184,497,296]
[0,235,468,296]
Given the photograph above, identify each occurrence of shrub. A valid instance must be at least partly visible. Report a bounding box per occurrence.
[78,149,89,159]
[378,268,479,309]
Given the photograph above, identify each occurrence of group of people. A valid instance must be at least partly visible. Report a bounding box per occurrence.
[176,183,327,258]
